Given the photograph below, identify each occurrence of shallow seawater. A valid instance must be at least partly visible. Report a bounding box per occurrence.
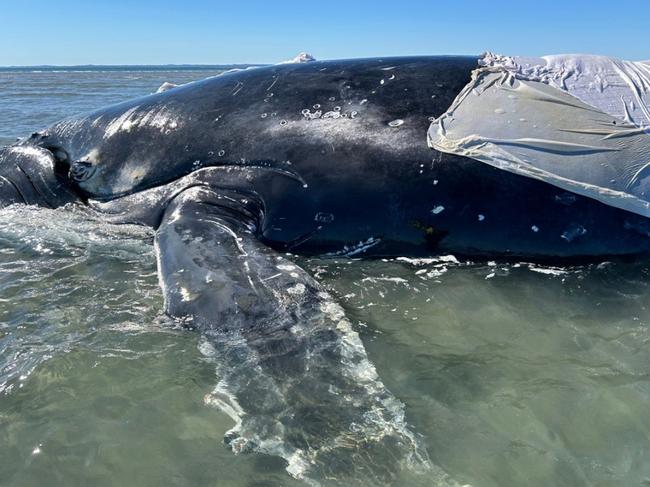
[1,68,650,487]
[1,206,650,486]
[310,258,650,486]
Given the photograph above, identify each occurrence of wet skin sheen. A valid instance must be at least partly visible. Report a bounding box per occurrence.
[1,56,647,260]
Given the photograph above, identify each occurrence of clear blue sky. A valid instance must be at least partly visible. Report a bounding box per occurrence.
[1,0,648,65]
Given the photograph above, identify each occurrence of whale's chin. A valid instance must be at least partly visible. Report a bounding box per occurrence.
[0,145,77,208]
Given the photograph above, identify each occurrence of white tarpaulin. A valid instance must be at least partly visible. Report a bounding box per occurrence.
[480,52,650,128]
[428,53,650,218]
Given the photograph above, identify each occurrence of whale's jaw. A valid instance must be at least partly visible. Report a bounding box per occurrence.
[0,145,77,208]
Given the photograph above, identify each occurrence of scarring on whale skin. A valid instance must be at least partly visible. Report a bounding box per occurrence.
[1,56,650,484]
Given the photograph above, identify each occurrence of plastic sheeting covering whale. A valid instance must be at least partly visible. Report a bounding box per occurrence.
[428,53,650,218]
[479,52,650,128]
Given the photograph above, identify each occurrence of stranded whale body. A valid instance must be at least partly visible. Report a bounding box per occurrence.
[1,54,649,484]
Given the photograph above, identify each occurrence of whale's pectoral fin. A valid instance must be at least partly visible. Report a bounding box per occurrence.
[154,184,301,329]
[153,186,436,484]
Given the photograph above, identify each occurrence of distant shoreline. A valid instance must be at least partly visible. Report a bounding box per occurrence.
[0,64,267,72]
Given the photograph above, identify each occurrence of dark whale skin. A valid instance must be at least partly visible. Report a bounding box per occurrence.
[13,56,650,260]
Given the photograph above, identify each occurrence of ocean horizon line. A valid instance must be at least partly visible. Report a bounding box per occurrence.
[0,63,267,71]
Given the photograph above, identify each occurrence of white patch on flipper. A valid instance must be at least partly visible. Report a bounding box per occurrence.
[286,283,306,295]
[179,286,195,302]
[319,299,346,322]
[198,289,439,485]
[277,264,296,271]
[204,382,245,439]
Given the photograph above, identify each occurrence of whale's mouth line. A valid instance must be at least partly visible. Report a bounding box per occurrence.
[0,174,26,204]
[14,163,59,209]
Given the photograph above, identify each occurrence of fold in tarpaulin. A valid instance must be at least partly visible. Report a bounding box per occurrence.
[479,52,650,128]
[428,53,650,218]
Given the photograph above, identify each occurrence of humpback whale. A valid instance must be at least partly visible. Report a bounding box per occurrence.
[1,55,649,484]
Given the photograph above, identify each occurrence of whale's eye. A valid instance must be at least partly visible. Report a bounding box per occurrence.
[69,160,96,182]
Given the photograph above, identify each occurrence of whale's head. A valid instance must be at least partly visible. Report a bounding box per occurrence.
[34,104,198,202]
[0,144,78,208]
